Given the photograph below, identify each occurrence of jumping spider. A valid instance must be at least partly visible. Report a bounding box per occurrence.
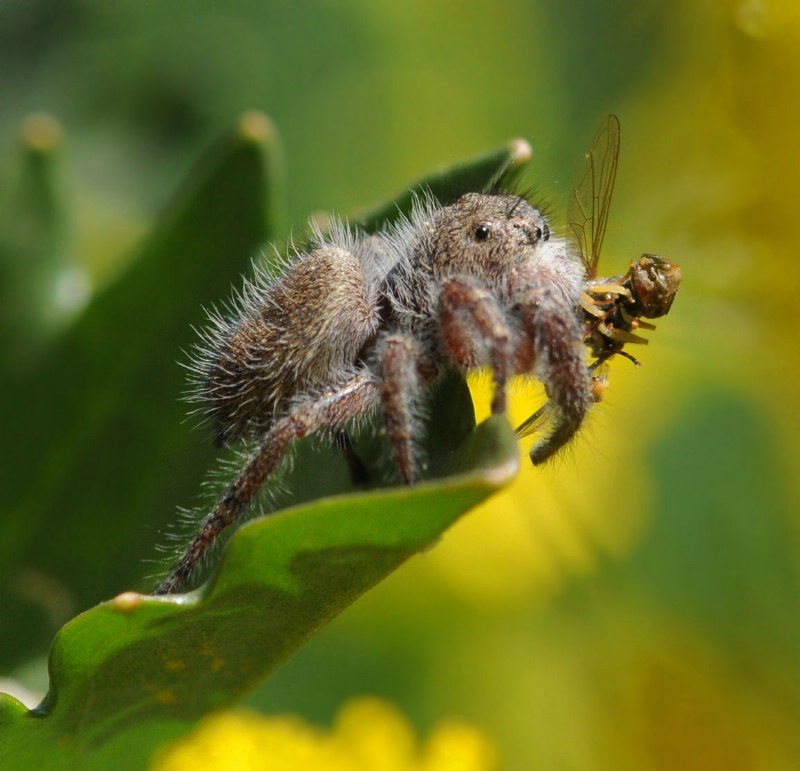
[154,117,680,595]
[154,190,587,594]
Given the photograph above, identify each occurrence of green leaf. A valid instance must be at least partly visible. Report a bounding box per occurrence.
[0,112,282,668]
[0,131,530,767]
[0,114,77,366]
[0,415,518,770]
[355,137,532,232]
[1,128,533,669]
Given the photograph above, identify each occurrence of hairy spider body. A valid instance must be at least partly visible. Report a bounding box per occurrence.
[155,191,591,594]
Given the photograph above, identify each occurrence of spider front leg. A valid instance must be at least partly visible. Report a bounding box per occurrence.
[518,287,593,465]
[155,373,380,595]
[438,275,512,414]
[378,333,440,485]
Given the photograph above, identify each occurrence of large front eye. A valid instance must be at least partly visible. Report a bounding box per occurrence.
[474,224,491,242]
[532,213,550,242]
[538,221,550,242]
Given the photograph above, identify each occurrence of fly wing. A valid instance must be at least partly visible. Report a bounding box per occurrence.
[519,116,621,447]
[567,114,621,280]
[516,401,550,439]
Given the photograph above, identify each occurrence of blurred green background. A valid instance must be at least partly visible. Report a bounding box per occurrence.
[1,1,798,769]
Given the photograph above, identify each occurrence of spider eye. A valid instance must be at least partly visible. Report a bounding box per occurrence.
[532,223,550,242]
[474,224,491,242]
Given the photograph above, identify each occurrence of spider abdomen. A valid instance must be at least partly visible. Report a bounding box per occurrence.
[202,245,380,445]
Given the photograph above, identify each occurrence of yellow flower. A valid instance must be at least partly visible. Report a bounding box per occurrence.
[150,697,498,771]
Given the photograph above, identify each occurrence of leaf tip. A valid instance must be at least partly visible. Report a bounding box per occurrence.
[21,113,63,153]
[0,690,30,721]
[110,591,147,614]
[507,137,532,167]
[479,449,520,488]
[237,111,277,146]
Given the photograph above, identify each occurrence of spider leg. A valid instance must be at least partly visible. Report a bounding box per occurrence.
[154,372,380,594]
[438,275,511,414]
[378,333,427,485]
[519,287,592,465]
